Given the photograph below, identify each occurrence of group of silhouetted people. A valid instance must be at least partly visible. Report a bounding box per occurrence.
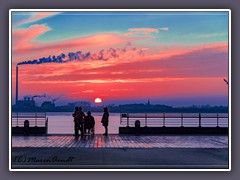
[72,107,109,136]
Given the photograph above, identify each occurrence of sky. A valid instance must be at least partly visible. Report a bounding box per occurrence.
[11,11,229,106]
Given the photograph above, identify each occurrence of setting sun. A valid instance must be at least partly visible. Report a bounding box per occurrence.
[95,98,102,104]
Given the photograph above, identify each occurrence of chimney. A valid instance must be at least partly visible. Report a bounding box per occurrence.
[16,65,18,105]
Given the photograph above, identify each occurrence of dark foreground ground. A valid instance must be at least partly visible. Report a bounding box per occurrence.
[11,135,229,169]
[12,147,228,169]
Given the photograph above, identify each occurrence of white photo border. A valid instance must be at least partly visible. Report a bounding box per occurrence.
[9,9,231,172]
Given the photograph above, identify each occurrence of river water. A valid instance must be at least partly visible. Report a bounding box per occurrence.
[46,112,228,134]
[47,112,121,134]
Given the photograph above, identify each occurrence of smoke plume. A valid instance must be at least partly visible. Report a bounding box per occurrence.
[17,43,146,66]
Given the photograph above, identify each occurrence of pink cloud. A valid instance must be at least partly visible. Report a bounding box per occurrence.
[12,25,166,65]
[144,42,228,60]
[12,24,51,52]
[12,25,147,64]
[11,40,228,102]
[14,12,60,26]
[14,42,227,83]
[12,23,228,67]
[11,24,228,102]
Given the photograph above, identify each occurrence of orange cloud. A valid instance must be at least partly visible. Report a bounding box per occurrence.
[11,40,228,102]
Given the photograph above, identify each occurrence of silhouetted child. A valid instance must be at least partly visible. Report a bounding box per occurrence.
[84,111,95,134]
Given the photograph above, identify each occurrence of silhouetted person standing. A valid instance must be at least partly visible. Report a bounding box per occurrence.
[72,107,80,136]
[77,106,85,136]
[101,107,109,135]
[84,111,95,134]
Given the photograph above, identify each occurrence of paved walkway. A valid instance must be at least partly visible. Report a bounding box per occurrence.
[12,134,228,148]
[11,135,229,169]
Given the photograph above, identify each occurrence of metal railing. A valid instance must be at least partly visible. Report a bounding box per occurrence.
[120,113,228,128]
[12,112,48,127]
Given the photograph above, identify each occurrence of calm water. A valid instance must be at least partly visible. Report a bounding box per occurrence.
[47,112,121,134]
[46,112,228,134]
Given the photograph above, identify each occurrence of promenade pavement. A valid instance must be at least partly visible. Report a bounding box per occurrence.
[11,134,229,169]
[12,134,228,148]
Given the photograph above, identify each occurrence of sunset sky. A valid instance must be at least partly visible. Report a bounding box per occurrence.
[11,11,229,106]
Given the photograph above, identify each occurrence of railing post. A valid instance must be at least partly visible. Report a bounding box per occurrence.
[127,113,129,127]
[181,113,183,127]
[35,112,37,127]
[217,113,219,127]
[16,112,19,127]
[45,117,48,134]
[145,113,147,127]
[163,113,165,127]
[120,113,122,124]
[199,113,201,127]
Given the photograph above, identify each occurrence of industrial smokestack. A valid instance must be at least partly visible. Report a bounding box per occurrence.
[16,65,18,105]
